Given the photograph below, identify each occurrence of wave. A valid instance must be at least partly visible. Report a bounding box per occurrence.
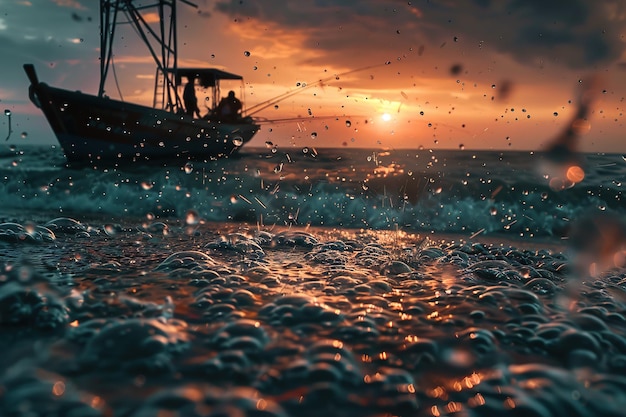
[0,145,623,239]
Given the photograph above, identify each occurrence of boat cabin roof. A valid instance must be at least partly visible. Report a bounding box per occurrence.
[169,68,243,88]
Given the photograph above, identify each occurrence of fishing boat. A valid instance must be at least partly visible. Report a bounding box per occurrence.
[23,0,260,165]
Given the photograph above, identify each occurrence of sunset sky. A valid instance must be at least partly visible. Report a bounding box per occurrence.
[2,0,626,152]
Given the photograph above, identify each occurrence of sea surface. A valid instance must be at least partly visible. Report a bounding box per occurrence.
[1,144,626,416]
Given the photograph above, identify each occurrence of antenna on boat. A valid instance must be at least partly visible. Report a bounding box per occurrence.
[98,0,198,113]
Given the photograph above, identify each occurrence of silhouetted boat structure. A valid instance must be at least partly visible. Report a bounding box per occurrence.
[24,0,259,165]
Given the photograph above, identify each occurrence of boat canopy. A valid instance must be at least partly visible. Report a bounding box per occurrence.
[170,68,243,88]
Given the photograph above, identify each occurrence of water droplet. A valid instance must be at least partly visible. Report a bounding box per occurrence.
[243,50,251,57]
[185,209,200,225]
[141,181,154,190]
[566,165,585,183]
[302,147,309,154]
[20,132,27,139]
[184,162,193,174]
[274,105,279,110]
[490,207,497,216]
[310,132,317,139]
[4,109,11,116]
[232,136,244,147]
[265,141,273,148]
[553,112,559,117]
[459,144,465,150]
[345,120,352,127]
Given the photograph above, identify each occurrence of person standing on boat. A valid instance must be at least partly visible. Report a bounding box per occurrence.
[183,76,201,118]
[216,90,242,122]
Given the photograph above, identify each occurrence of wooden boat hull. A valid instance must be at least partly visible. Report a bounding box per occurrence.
[28,81,259,164]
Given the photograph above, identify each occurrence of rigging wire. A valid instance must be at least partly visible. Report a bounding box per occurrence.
[111,55,124,101]
[245,63,387,117]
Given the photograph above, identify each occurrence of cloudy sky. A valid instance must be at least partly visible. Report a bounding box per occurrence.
[2,0,626,152]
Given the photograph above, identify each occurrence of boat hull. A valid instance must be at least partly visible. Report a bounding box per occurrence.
[29,82,259,164]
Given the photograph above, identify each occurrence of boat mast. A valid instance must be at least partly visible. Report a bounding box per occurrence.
[97,0,197,112]
[98,0,120,98]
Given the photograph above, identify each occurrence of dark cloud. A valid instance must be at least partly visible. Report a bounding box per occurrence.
[214,0,626,69]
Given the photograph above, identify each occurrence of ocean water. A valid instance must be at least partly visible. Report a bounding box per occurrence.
[1,145,624,238]
[1,144,626,417]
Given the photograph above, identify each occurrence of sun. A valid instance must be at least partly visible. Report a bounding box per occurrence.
[381,113,391,122]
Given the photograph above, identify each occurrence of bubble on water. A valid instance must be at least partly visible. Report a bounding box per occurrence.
[141,221,169,235]
[183,162,193,174]
[103,223,118,236]
[4,109,11,116]
[155,250,217,271]
[302,147,309,154]
[345,120,351,127]
[79,318,189,371]
[243,50,251,57]
[141,181,154,190]
[0,222,56,243]
[310,132,317,139]
[185,209,200,225]
[44,217,87,234]
[232,136,244,147]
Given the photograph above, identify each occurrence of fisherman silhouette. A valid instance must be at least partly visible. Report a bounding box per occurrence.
[183,76,200,118]
[216,90,242,122]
